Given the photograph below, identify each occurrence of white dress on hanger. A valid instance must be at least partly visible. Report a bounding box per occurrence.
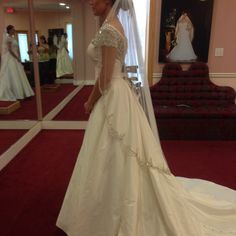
[56,23,236,236]
[55,36,73,78]
[0,35,34,101]
[167,21,197,61]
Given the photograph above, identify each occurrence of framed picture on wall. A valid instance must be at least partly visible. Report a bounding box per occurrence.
[158,0,214,63]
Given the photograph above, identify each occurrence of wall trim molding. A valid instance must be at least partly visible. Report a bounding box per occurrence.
[81,80,96,85]
[55,79,74,84]
[73,79,95,86]
[152,73,236,83]
[209,73,236,78]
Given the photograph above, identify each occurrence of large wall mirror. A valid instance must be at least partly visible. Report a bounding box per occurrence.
[0,0,40,159]
[0,0,38,121]
[0,0,96,157]
[0,0,96,123]
[37,0,96,122]
[32,0,78,119]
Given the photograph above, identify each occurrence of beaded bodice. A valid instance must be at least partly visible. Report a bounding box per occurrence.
[6,36,19,56]
[88,23,127,65]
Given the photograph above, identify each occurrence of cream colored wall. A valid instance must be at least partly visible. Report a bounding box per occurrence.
[35,11,72,37]
[153,0,236,73]
[208,0,236,73]
[152,0,236,90]
[4,11,30,31]
[84,2,96,82]
[0,2,4,55]
[2,4,96,82]
[4,10,71,38]
[4,1,235,88]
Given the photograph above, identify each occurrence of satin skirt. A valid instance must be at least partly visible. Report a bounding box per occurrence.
[57,77,236,236]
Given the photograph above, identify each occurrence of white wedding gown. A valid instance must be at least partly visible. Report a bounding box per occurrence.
[167,22,197,61]
[57,24,236,236]
[0,35,34,101]
[56,39,73,78]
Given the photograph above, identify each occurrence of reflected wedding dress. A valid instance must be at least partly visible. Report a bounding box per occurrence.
[57,23,236,236]
[0,35,34,101]
[55,36,73,78]
[167,21,197,61]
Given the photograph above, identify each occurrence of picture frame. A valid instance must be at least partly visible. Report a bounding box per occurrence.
[158,0,214,63]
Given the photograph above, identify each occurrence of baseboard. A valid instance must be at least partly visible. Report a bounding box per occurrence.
[55,78,74,84]
[72,79,95,86]
[152,73,236,84]
[84,80,95,85]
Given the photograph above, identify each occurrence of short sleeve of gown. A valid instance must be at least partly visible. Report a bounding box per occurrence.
[6,36,12,43]
[92,26,119,49]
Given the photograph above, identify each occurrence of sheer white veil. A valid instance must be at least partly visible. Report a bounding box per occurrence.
[1,29,8,59]
[0,28,9,70]
[53,34,58,48]
[61,34,66,44]
[102,0,160,141]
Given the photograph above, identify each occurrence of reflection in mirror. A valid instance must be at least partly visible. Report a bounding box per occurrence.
[0,0,38,120]
[47,0,96,122]
[32,0,78,118]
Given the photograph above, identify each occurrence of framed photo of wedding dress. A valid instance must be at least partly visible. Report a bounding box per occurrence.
[158,0,214,63]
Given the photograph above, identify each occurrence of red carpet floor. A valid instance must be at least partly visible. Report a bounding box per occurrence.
[0,130,84,236]
[0,84,76,120]
[0,130,27,155]
[0,130,236,236]
[162,140,236,189]
[54,86,93,121]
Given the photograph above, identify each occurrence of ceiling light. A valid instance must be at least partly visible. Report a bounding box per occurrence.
[59,3,66,6]
[66,6,70,9]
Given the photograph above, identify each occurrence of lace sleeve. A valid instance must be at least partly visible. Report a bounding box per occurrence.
[6,36,12,44]
[92,25,119,49]
[92,25,119,94]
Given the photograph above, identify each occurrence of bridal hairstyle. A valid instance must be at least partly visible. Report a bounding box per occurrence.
[39,35,47,44]
[1,25,14,57]
[6,25,14,34]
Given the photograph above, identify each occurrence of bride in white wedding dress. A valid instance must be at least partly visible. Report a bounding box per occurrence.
[54,33,73,78]
[0,25,34,101]
[56,0,236,235]
[167,11,197,61]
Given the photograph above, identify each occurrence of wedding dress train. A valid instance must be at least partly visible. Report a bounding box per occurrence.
[56,23,236,236]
